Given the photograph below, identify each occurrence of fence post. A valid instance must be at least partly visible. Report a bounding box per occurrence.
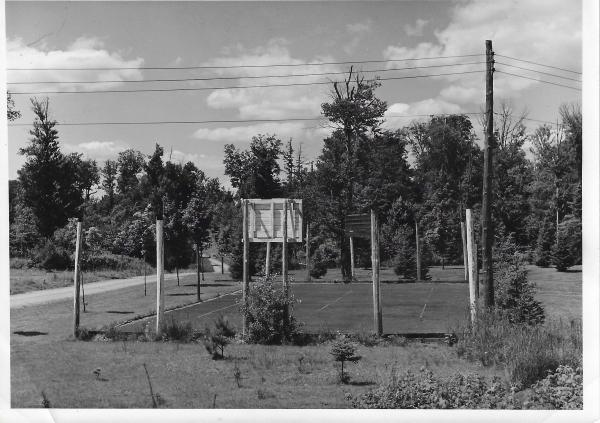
[461,221,468,281]
[349,236,355,280]
[466,209,478,326]
[242,199,249,336]
[156,219,165,337]
[305,223,311,282]
[265,241,271,277]
[415,221,422,281]
[371,210,382,336]
[73,219,83,337]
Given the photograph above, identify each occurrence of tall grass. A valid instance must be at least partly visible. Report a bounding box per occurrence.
[455,310,582,388]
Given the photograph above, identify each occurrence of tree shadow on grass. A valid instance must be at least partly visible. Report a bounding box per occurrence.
[183,283,232,288]
[106,310,134,314]
[346,380,376,386]
[168,293,194,296]
[14,330,48,336]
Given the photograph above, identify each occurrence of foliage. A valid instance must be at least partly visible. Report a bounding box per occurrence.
[526,365,582,409]
[161,320,194,342]
[552,215,581,271]
[7,91,21,121]
[348,367,518,409]
[534,215,555,267]
[329,338,361,383]
[32,239,72,270]
[203,315,236,359]
[240,276,299,344]
[9,201,41,257]
[455,311,581,388]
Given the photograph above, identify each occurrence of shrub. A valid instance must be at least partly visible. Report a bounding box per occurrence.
[10,257,31,269]
[83,252,148,272]
[534,215,555,267]
[455,311,582,388]
[526,365,583,409]
[348,367,519,409]
[330,338,361,383]
[203,315,236,359]
[32,239,72,270]
[310,260,328,279]
[240,275,299,344]
[552,216,582,271]
[162,320,194,342]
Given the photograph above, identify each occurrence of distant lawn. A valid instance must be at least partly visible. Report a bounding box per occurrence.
[10,257,214,295]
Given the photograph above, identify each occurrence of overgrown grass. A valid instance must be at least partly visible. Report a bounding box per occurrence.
[454,310,582,388]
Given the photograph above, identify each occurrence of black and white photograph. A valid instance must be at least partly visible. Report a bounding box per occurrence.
[1,0,598,420]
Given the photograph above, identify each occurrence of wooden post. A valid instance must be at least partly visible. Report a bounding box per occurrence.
[156,219,165,337]
[461,221,468,281]
[371,210,382,336]
[415,221,421,281]
[196,244,201,302]
[282,200,288,293]
[481,39,495,307]
[73,219,82,336]
[466,209,478,325]
[265,241,271,277]
[200,246,204,281]
[242,200,249,336]
[143,250,147,297]
[349,236,355,280]
[305,223,311,282]
[81,272,86,312]
[221,256,224,274]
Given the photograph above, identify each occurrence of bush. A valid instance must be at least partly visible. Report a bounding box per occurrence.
[526,365,583,409]
[83,252,148,272]
[161,320,194,342]
[240,276,299,344]
[348,367,519,409]
[552,215,581,271]
[32,239,72,270]
[203,315,236,359]
[310,260,328,279]
[534,216,555,267]
[455,311,582,388]
[10,257,31,269]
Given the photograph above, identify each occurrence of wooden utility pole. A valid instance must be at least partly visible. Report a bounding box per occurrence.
[143,250,147,297]
[196,244,201,302]
[415,221,421,281]
[481,39,495,307]
[282,200,288,293]
[73,219,83,336]
[305,223,311,282]
[466,209,478,326]
[461,221,468,281]
[156,219,165,337]
[265,241,271,277]
[242,200,249,336]
[349,236,355,280]
[371,210,382,336]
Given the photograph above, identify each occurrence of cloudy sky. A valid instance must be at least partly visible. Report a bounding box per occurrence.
[5,1,583,185]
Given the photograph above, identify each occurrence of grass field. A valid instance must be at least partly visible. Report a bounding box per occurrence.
[10,264,582,408]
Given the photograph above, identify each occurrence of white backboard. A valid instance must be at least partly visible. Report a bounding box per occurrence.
[247,199,303,243]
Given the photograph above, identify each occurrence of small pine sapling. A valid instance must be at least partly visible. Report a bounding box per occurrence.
[330,338,361,384]
[203,315,236,359]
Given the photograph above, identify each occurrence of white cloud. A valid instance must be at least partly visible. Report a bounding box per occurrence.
[383,0,581,106]
[167,149,207,166]
[344,19,373,54]
[193,122,330,143]
[404,19,428,37]
[202,39,341,120]
[7,36,145,91]
[62,140,130,160]
[383,98,463,128]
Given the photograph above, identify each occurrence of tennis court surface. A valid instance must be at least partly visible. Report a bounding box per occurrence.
[118,281,470,335]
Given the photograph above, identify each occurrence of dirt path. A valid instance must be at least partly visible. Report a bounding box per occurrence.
[10,258,229,309]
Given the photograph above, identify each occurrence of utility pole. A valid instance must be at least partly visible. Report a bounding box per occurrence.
[371,210,382,336]
[305,223,311,282]
[415,221,421,281]
[155,219,165,337]
[481,39,495,308]
[73,219,83,337]
[242,199,249,336]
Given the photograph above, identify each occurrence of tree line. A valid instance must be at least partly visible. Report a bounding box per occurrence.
[7,72,582,279]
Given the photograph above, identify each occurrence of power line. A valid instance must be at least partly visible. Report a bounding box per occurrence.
[6,53,482,71]
[496,70,582,91]
[8,61,485,85]
[495,62,581,83]
[9,70,485,95]
[7,112,484,127]
[495,54,581,75]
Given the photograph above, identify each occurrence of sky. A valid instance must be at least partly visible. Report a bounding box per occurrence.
[4,1,583,187]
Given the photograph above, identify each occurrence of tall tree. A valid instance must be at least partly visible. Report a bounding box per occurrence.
[101,159,118,209]
[117,149,145,197]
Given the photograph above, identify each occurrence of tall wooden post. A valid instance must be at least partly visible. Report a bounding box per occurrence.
[349,236,355,280]
[305,223,311,282]
[415,221,421,281]
[481,39,495,307]
[73,219,83,336]
[265,241,271,277]
[282,200,288,293]
[143,250,147,296]
[466,209,478,326]
[156,219,165,337]
[371,210,382,336]
[196,244,201,302]
[242,199,249,336]
[461,221,468,281]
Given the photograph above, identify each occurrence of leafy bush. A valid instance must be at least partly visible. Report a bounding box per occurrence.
[330,338,361,383]
[310,259,328,279]
[526,365,582,409]
[83,252,148,272]
[10,257,31,269]
[203,315,236,359]
[348,367,519,409]
[552,215,581,271]
[161,319,194,342]
[455,311,582,388]
[240,276,299,344]
[32,239,72,270]
[534,215,555,267]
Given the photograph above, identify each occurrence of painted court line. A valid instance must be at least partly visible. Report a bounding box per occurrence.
[317,290,354,311]
[194,303,239,319]
[419,285,436,320]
